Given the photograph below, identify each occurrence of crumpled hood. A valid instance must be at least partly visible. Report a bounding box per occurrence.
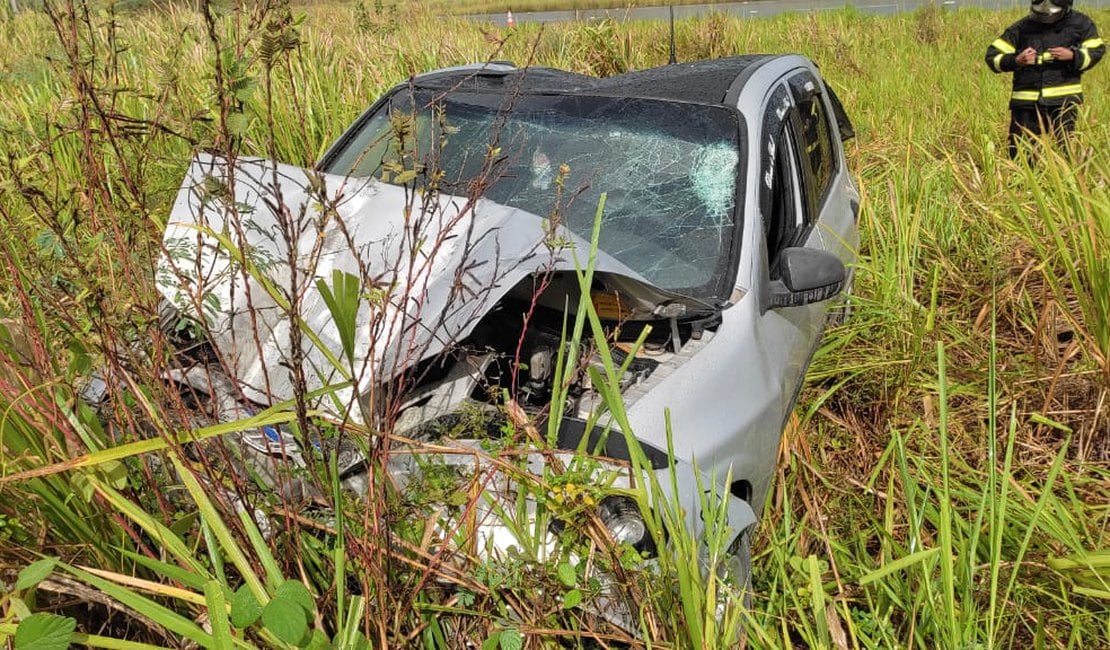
[157,154,646,416]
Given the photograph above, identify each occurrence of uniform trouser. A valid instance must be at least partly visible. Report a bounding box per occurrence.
[1008,103,1078,159]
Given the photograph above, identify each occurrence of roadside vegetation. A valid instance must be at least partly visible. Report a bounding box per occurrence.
[0,1,1107,648]
[414,0,722,16]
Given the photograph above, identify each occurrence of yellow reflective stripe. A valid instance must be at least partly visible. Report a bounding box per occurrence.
[1042,84,1082,97]
[1082,37,1103,48]
[1012,85,1083,101]
[1081,49,1092,70]
[992,38,1016,54]
[992,53,1006,71]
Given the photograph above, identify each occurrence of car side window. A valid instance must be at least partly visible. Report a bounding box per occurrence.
[760,82,810,275]
[789,73,837,209]
[766,121,806,272]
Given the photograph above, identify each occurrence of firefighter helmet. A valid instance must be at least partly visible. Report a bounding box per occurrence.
[1031,0,1072,23]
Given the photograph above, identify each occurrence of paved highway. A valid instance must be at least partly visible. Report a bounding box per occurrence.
[473,0,1110,25]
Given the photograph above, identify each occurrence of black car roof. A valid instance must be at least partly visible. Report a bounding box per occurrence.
[412,55,774,106]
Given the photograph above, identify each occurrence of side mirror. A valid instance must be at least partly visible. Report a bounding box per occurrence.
[769,247,846,309]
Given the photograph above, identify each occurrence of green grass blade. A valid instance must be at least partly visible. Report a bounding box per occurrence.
[168,452,269,605]
[55,563,213,646]
[203,580,234,649]
[859,547,942,586]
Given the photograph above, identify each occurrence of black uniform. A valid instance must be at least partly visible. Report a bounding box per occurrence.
[985,9,1105,157]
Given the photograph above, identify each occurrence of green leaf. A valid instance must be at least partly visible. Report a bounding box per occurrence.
[55,563,212,645]
[858,547,940,586]
[315,270,361,365]
[14,614,75,650]
[100,460,128,490]
[262,597,308,645]
[9,596,32,620]
[170,512,199,537]
[275,579,315,615]
[170,453,268,604]
[204,581,233,649]
[74,399,104,438]
[238,509,284,592]
[15,559,56,591]
[481,632,500,650]
[305,629,331,650]
[233,77,258,102]
[229,585,263,629]
[556,562,576,588]
[393,169,418,185]
[498,629,523,650]
[124,552,207,591]
[71,472,94,502]
[226,112,251,137]
[349,631,371,650]
[562,589,583,609]
[1029,412,1073,433]
[1074,586,1110,600]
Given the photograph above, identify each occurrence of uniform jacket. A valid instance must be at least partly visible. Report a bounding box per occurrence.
[985,11,1105,108]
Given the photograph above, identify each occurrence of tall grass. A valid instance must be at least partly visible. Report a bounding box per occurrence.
[414,0,736,16]
[998,145,1110,383]
[1,2,1108,648]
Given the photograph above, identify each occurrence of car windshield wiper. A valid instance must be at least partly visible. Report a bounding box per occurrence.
[649,291,721,321]
[600,273,721,321]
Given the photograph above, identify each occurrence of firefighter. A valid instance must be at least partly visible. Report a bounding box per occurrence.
[985,0,1105,158]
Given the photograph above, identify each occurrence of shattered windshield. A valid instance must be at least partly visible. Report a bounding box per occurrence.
[324,89,741,300]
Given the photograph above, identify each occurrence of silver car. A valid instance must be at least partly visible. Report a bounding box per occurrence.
[156,54,858,614]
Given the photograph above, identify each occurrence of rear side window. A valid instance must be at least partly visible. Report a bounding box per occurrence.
[766,122,805,272]
[790,74,836,206]
[760,83,809,274]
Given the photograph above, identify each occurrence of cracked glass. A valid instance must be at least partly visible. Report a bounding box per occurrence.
[326,90,742,300]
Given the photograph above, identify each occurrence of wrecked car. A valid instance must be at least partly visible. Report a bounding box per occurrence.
[153,54,858,615]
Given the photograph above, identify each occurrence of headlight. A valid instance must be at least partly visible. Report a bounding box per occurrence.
[598,495,656,557]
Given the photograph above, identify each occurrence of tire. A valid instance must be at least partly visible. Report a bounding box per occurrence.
[723,526,753,611]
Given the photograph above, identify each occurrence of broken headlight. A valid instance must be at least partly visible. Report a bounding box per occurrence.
[598,495,656,557]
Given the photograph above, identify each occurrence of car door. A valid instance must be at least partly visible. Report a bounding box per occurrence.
[748,70,839,441]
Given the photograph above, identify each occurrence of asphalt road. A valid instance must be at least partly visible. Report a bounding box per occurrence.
[473,0,1110,25]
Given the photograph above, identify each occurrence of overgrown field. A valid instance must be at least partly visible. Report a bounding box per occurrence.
[412,0,721,16]
[0,1,1108,648]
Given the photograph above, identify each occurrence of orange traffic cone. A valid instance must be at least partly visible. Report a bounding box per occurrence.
[506,9,515,28]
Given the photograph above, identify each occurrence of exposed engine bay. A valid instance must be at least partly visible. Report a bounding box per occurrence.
[382,271,719,447]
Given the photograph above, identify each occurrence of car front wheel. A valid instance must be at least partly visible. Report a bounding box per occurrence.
[722,525,753,611]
